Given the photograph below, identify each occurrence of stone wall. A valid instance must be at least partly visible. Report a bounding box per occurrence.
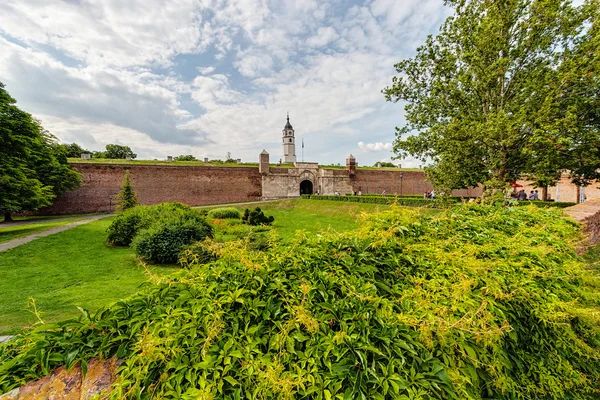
[42,163,262,215]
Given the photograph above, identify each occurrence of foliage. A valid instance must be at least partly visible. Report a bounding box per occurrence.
[383,0,595,190]
[555,0,600,186]
[57,143,91,158]
[1,205,600,398]
[242,207,275,226]
[106,202,206,246]
[133,220,213,264]
[514,200,577,208]
[208,207,241,220]
[116,171,138,211]
[174,155,198,161]
[374,161,396,168]
[93,144,137,160]
[179,240,220,268]
[0,82,82,221]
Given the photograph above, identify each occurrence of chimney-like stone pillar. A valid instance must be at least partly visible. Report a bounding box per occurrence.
[346,154,356,176]
[259,150,270,174]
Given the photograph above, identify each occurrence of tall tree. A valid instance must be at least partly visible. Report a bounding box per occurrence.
[384,0,587,191]
[556,0,600,187]
[0,82,82,222]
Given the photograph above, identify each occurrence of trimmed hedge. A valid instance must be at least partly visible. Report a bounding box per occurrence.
[208,207,241,219]
[514,200,577,208]
[302,194,453,207]
[303,194,577,209]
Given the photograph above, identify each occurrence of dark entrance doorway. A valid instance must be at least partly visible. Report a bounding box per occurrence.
[300,180,313,195]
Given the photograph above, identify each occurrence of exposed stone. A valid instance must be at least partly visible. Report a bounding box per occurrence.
[0,358,120,400]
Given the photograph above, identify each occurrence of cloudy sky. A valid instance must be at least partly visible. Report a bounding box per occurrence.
[0,0,449,167]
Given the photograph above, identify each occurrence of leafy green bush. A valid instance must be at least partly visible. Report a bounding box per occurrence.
[105,210,143,246]
[242,207,274,225]
[106,202,206,246]
[179,240,219,267]
[133,220,213,264]
[2,205,600,399]
[208,207,241,219]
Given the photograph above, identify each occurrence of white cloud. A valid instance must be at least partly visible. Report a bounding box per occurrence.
[0,0,449,165]
[197,66,215,75]
[306,27,338,48]
[358,141,393,152]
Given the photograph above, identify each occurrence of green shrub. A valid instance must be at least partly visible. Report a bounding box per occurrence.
[245,230,275,251]
[133,220,213,264]
[106,202,207,246]
[179,240,219,267]
[3,205,600,398]
[207,207,241,219]
[242,207,274,225]
[105,210,143,246]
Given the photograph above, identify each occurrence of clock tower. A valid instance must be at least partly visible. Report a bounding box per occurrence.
[282,113,296,163]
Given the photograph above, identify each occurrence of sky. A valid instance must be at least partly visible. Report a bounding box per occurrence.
[0,0,450,167]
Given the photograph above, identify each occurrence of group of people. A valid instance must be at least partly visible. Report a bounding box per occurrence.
[511,189,539,201]
[424,190,436,199]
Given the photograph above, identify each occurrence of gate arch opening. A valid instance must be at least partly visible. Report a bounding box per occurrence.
[300,180,313,195]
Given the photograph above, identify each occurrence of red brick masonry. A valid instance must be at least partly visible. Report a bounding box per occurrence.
[42,163,263,215]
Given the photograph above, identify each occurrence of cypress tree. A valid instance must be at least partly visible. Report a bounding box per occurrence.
[117,171,138,211]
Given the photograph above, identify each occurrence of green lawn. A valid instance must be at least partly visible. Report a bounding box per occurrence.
[0,218,85,244]
[0,218,175,334]
[230,199,390,239]
[0,200,423,333]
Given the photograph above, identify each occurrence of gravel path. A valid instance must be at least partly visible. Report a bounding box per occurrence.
[0,215,112,253]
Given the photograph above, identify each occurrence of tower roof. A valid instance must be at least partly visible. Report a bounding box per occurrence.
[284,112,293,130]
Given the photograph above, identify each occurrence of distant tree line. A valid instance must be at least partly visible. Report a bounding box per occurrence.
[59,142,137,160]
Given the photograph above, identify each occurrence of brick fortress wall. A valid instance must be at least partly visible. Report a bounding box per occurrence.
[351,170,482,197]
[42,163,263,215]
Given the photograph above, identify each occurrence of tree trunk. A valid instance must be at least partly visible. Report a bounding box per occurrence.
[541,185,548,201]
[3,212,13,222]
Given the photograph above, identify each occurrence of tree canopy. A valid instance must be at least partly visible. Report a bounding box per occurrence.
[174,155,198,161]
[0,82,82,221]
[384,0,599,191]
[94,144,137,159]
[58,142,91,158]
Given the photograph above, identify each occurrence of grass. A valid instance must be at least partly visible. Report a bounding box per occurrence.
[0,218,85,244]
[231,199,390,240]
[0,200,432,333]
[0,218,174,334]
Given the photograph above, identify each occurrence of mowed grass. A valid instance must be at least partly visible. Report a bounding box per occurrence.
[0,218,85,244]
[0,200,425,333]
[0,218,174,334]
[230,199,389,240]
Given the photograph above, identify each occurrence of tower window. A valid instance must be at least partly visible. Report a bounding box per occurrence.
[289,138,292,142]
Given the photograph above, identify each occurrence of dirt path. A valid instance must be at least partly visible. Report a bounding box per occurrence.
[0,215,112,253]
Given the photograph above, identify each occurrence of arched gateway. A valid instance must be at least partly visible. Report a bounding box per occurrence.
[300,180,313,195]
